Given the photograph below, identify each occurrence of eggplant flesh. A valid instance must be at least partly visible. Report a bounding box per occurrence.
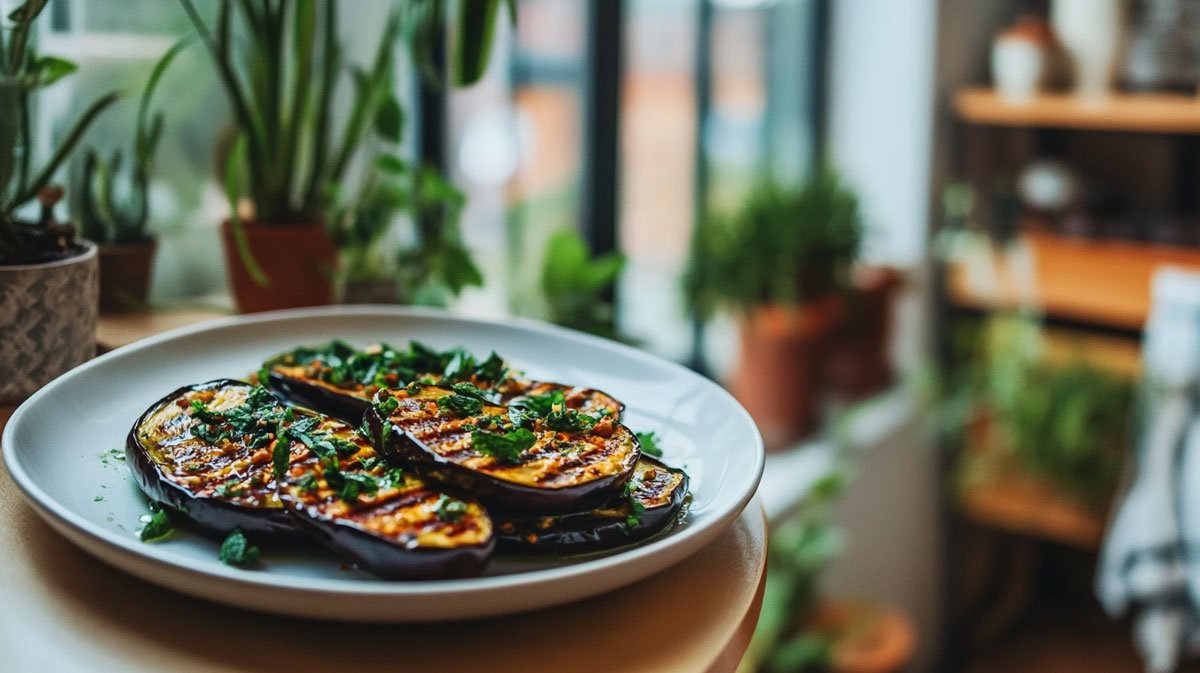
[366,385,641,514]
[125,379,304,539]
[264,342,624,424]
[278,419,494,580]
[497,457,689,553]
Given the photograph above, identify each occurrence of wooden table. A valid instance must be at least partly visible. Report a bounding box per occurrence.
[0,313,768,673]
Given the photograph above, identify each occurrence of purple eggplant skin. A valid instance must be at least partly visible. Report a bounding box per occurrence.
[277,417,495,581]
[286,507,494,581]
[364,388,641,514]
[125,379,301,540]
[496,457,689,554]
[267,369,370,424]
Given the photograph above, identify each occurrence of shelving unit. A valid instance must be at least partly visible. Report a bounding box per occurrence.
[954,88,1200,134]
[938,81,1200,670]
[946,230,1200,332]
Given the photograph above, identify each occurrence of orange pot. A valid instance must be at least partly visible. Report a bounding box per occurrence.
[729,296,844,450]
[97,240,157,313]
[825,267,901,402]
[814,601,916,673]
[220,219,337,314]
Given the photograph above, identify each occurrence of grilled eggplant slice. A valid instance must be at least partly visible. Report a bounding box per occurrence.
[365,384,640,513]
[126,379,305,539]
[278,416,494,580]
[496,457,689,553]
[265,340,623,423]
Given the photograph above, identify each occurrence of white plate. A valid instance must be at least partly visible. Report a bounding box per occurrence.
[2,306,763,622]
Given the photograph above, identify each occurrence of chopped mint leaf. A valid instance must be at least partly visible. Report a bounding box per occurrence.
[375,396,400,414]
[218,529,260,568]
[433,494,469,523]
[437,390,485,418]
[139,509,174,541]
[513,389,565,417]
[636,431,663,458]
[472,428,537,464]
[544,408,597,434]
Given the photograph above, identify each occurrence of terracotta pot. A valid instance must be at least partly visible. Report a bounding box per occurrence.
[0,241,98,404]
[825,267,901,402]
[813,601,916,673]
[97,239,157,313]
[730,296,843,450]
[220,219,337,314]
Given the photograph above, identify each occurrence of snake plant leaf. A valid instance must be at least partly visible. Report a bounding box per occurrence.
[224,134,270,287]
[452,0,502,87]
[24,55,76,89]
[375,93,404,144]
[6,0,48,23]
[9,90,119,211]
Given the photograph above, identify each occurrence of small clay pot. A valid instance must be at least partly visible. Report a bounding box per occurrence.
[824,267,901,402]
[814,601,916,673]
[220,219,337,314]
[97,239,157,313]
[729,295,844,451]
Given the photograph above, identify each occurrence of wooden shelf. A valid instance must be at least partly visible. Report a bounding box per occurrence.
[955,87,1200,133]
[958,470,1107,550]
[946,231,1200,331]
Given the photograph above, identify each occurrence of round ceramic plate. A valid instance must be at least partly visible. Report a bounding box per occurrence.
[2,306,763,622]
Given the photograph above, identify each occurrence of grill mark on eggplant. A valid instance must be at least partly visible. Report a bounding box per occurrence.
[496,457,690,553]
[369,386,640,513]
[266,343,625,423]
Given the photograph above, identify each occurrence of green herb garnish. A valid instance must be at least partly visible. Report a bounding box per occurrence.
[433,494,469,523]
[437,390,485,418]
[218,529,260,568]
[624,481,647,530]
[140,509,174,541]
[295,473,319,493]
[375,395,400,414]
[513,389,565,417]
[543,408,597,434]
[472,427,538,464]
[636,431,663,458]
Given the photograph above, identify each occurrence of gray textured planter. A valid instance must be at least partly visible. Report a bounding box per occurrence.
[0,242,98,403]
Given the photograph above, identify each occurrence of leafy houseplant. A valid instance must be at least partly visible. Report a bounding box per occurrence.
[686,169,864,448]
[959,314,1134,508]
[327,151,482,306]
[180,0,511,314]
[0,0,119,403]
[77,39,189,313]
[538,228,626,338]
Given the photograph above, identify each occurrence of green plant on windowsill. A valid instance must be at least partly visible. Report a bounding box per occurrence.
[0,0,119,265]
[327,151,482,307]
[178,0,512,312]
[76,39,189,246]
[684,167,863,321]
[740,472,846,673]
[539,228,626,338]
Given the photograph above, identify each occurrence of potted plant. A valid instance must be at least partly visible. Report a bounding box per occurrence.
[686,168,863,448]
[823,266,903,402]
[0,0,118,403]
[76,39,189,313]
[180,0,511,314]
[740,474,916,673]
[538,228,627,338]
[328,151,482,306]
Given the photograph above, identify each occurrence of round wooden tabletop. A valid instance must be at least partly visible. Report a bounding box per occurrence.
[0,407,766,673]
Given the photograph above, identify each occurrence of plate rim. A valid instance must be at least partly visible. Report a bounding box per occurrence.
[2,305,764,597]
